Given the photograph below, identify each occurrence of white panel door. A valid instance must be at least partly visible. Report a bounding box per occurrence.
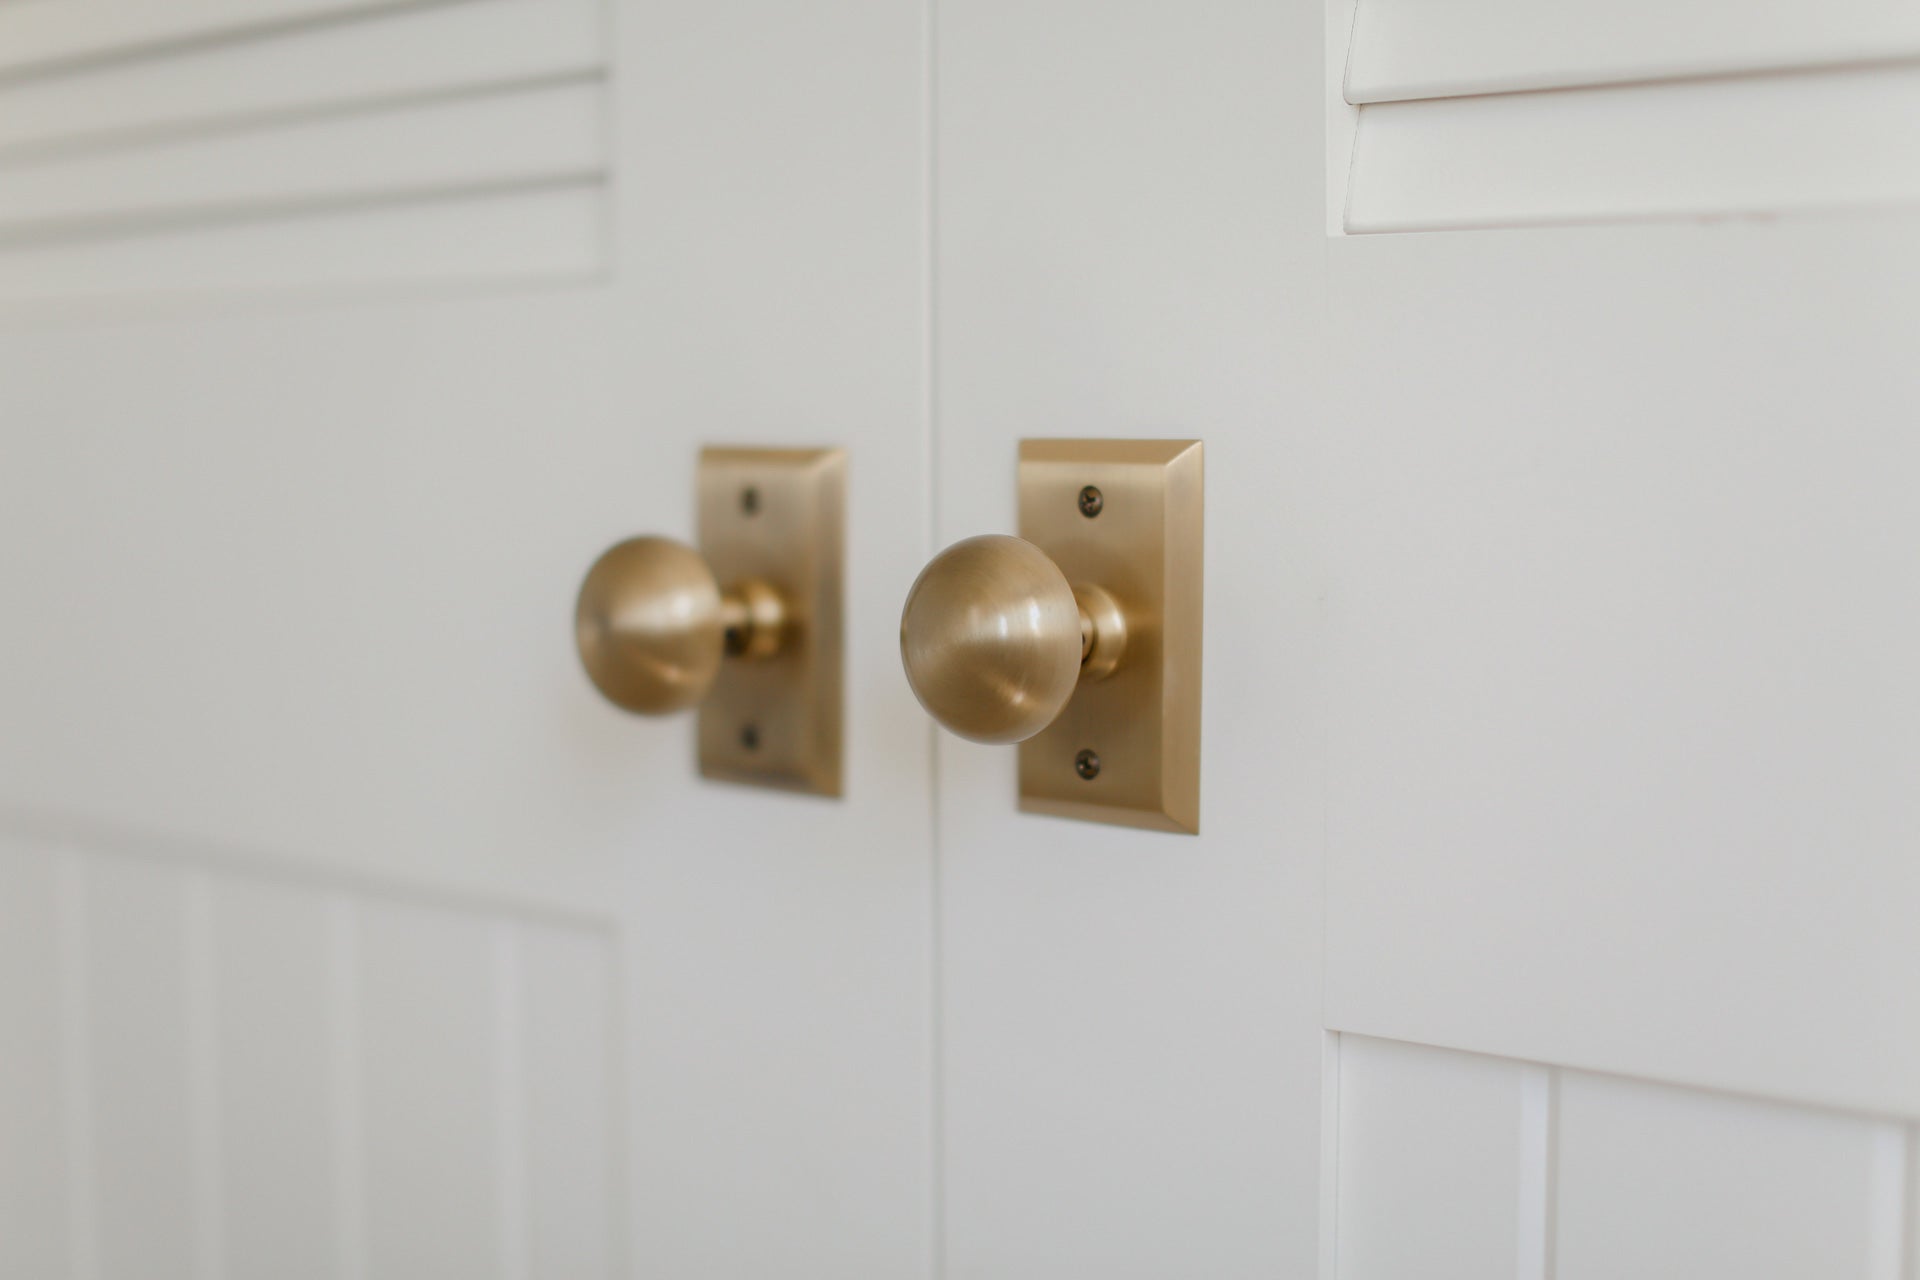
[0,2,935,1277]
[931,2,1918,1279]
[930,3,1326,1274]
[5,0,1918,1276]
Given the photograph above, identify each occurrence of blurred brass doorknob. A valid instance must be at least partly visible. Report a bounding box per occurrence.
[899,534,1127,744]
[575,535,786,715]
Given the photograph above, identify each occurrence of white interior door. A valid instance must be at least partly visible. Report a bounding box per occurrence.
[0,4,937,1277]
[929,3,1918,1279]
[1314,0,1920,1269]
[4,0,1916,1278]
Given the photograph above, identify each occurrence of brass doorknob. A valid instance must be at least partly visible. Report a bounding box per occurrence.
[575,536,785,715]
[899,534,1127,744]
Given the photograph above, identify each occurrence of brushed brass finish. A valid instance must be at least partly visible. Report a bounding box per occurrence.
[895,439,1202,832]
[1071,582,1128,683]
[695,446,844,795]
[721,577,787,660]
[900,534,1084,744]
[1019,439,1203,833]
[572,447,844,796]
[576,536,732,715]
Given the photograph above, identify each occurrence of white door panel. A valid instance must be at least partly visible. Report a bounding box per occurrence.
[3,0,1916,1275]
[0,0,607,157]
[1344,0,1920,102]
[0,80,607,233]
[932,1,1327,1274]
[1332,1036,1545,1280]
[0,830,622,1280]
[1331,1034,1917,1279]
[1322,216,1920,1118]
[0,3,935,1277]
[1343,63,1920,233]
[0,0,425,74]
[0,837,70,1279]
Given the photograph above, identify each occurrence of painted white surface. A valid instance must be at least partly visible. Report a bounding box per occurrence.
[209,879,339,1280]
[931,1,1326,1274]
[2,0,1918,1275]
[84,855,198,1280]
[1555,1070,1904,1280]
[0,185,607,307]
[0,0,606,155]
[0,80,606,232]
[1332,1035,1920,1279]
[0,835,72,1280]
[0,0,425,74]
[520,926,619,1280]
[1345,62,1920,233]
[1333,1036,1539,1280]
[0,1,937,1276]
[1322,214,1920,1119]
[0,0,610,304]
[357,901,504,1278]
[1345,0,1920,102]
[0,835,621,1280]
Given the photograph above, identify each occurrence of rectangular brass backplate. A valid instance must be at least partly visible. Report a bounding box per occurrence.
[696,447,844,795]
[1018,439,1204,833]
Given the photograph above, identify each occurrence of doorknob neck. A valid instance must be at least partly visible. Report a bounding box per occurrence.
[718,577,787,661]
[1072,581,1127,682]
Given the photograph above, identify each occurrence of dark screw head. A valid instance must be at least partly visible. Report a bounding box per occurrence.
[1074,748,1101,780]
[740,486,761,516]
[1077,486,1104,518]
[740,723,761,751]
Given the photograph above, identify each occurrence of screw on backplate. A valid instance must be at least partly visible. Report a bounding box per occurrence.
[1077,485,1104,518]
[1074,748,1101,780]
[740,723,761,751]
[740,485,761,515]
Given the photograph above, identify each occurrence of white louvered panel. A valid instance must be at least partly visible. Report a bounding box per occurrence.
[1345,0,1920,103]
[0,184,604,305]
[1344,63,1920,233]
[0,0,605,156]
[0,0,608,303]
[0,0,433,77]
[0,81,604,235]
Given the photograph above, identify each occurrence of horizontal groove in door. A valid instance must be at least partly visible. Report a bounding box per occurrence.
[0,81,605,239]
[0,0,610,305]
[1345,0,1920,103]
[0,0,604,157]
[0,183,605,306]
[0,0,446,80]
[1344,62,1920,234]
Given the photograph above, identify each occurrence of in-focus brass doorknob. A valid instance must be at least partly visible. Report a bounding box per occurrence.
[575,535,786,715]
[899,534,1127,744]
[899,439,1202,833]
[578,447,844,795]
